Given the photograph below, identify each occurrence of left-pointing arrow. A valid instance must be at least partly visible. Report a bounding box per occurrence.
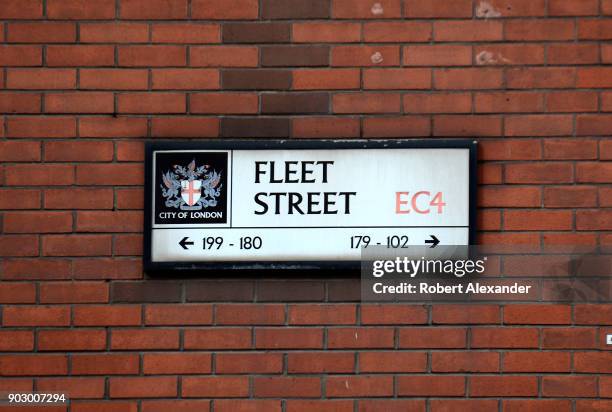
[179,237,194,250]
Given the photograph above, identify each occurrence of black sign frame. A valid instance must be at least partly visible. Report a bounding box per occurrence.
[144,139,478,273]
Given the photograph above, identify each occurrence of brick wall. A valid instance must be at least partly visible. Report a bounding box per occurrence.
[0,0,611,410]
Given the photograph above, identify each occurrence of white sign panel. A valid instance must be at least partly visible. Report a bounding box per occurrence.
[145,140,476,270]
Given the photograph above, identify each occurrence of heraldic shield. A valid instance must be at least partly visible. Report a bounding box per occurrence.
[180,179,202,206]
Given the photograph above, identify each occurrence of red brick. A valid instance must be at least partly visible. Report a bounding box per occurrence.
[0,45,42,66]
[44,188,113,210]
[397,376,464,396]
[0,236,38,258]
[7,117,76,139]
[189,93,253,114]
[6,165,73,188]
[293,69,360,90]
[432,352,499,373]
[548,44,599,65]
[191,0,259,19]
[152,23,220,43]
[550,0,598,15]
[577,68,612,88]
[0,355,67,376]
[328,327,394,349]
[506,19,574,41]
[507,67,576,89]
[430,400,497,412]
[142,400,210,412]
[575,304,612,325]
[80,69,148,90]
[471,376,538,396]
[293,117,360,138]
[80,23,149,43]
[190,46,258,67]
[45,141,113,162]
[575,352,612,372]
[289,304,355,325]
[605,0,612,14]
[74,305,142,326]
[472,327,538,348]
[506,163,573,184]
[433,115,502,137]
[405,0,471,17]
[7,22,75,43]
[360,352,427,373]
[333,0,401,18]
[119,46,186,67]
[152,69,219,90]
[543,375,598,397]
[476,92,543,113]
[435,20,502,41]
[479,139,541,161]
[76,211,142,233]
[506,114,573,136]
[404,92,470,113]
[72,401,138,412]
[577,210,612,230]
[7,69,76,91]
[0,331,34,352]
[505,210,573,230]
[120,0,187,19]
[77,164,143,185]
[40,282,108,304]
[479,0,546,17]
[145,304,212,325]
[0,259,70,280]
[0,0,42,19]
[3,212,71,234]
[110,377,177,398]
[363,69,431,90]
[184,328,251,349]
[578,19,612,39]
[577,162,612,183]
[0,92,41,114]
[72,354,139,376]
[435,68,503,90]
[360,400,425,412]
[544,186,597,208]
[505,400,572,412]
[38,329,106,351]
[505,352,571,373]
[47,0,115,19]
[114,234,143,256]
[399,327,466,348]
[42,235,112,257]
[0,141,40,162]
[404,45,471,66]
[0,188,40,209]
[116,142,144,162]
[216,304,283,325]
[118,93,186,114]
[46,46,114,67]
[328,376,393,397]
[255,328,322,349]
[37,377,105,399]
[254,377,321,398]
[182,376,249,397]
[151,117,219,137]
[363,116,430,137]
[111,329,179,350]
[432,305,500,324]
[79,117,148,138]
[216,353,283,374]
[0,283,36,304]
[293,23,360,43]
[577,114,612,135]
[2,306,70,327]
[287,352,354,373]
[364,22,431,42]
[116,188,144,208]
[475,44,545,66]
[286,401,352,412]
[143,353,211,375]
[361,304,427,325]
[543,233,598,247]
[333,93,400,114]
[332,46,400,67]
[215,400,277,412]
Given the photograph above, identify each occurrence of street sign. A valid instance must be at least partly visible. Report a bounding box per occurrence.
[144,139,477,271]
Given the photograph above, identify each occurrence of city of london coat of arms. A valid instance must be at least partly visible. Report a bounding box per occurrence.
[161,159,222,211]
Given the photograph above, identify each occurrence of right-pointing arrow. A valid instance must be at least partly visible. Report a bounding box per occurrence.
[425,235,439,248]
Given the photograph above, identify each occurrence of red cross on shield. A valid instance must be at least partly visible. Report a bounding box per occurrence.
[180,180,202,206]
